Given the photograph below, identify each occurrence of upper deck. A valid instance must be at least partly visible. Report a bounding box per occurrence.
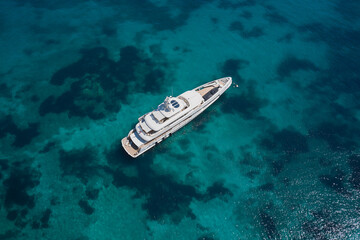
[142,91,203,132]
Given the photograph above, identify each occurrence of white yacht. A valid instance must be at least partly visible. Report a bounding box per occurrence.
[122,77,232,158]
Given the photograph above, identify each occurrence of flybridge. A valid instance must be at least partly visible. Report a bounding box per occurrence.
[122,77,233,158]
[143,90,205,132]
[157,96,186,119]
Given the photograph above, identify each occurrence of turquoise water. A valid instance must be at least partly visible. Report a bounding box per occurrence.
[0,0,360,239]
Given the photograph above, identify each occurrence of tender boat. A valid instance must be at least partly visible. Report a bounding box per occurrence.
[122,77,232,158]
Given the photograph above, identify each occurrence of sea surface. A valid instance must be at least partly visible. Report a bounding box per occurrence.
[0,0,360,239]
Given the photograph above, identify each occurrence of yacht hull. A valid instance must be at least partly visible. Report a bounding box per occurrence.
[122,77,232,158]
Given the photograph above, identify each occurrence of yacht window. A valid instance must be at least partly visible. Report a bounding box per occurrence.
[170,100,180,108]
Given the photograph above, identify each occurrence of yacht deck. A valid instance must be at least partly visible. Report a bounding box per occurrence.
[121,137,138,157]
[197,86,216,97]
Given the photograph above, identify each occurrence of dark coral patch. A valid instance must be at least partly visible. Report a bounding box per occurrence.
[242,26,264,38]
[30,95,39,102]
[295,22,359,95]
[0,158,9,170]
[222,58,249,83]
[0,115,39,148]
[101,21,117,37]
[202,182,233,202]
[14,0,75,9]
[20,209,28,217]
[335,0,360,21]
[210,17,218,24]
[117,46,167,94]
[12,123,40,148]
[43,48,118,119]
[218,0,256,9]
[229,21,264,38]
[142,178,198,222]
[40,208,52,228]
[264,12,288,24]
[116,1,213,31]
[259,129,307,176]
[259,210,279,239]
[297,22,330,43]
[221,82,267,119]
[246,170,260,179]
[277,56,319,78]
[39,93,76,117]
[31,221,40,229]
[0,231,19,239]
[116,46,142,83]
[197,234,217,240]
[221,93,265,119]
[0,115,16,138]
[107,143,230,223]
[327,31,360,93]
[78,200,94,215]
[258,183,274,191]
[0,83,12,98]
[39,96,58,115]
[178,138,191,149]
[348,154,360,190]
[309,121,357,151]
[319,168,347,194]
[241,10,252,19]
[44,39,60,46]
[112,168,200,222]
[1,163,35,227]
[168,151,195,160]
[86,188,100,200]
[40,80,108,120]
[296,21,360,95]
[3,167,39,209]
[318,157,332,167]
[270,160,285,176]
[42,46,166,120]
[277,33,293,43]
[260,128,309,154]
[59,147,100,183]
[329,103,358,123]
[32,208,52,229]
[229,21,245,32]
[144,69,165,93]
[263,6,288,24]
[7,210,18,221]
[39,141,56,153]
[50,47,111,86]
[14,0,211,32]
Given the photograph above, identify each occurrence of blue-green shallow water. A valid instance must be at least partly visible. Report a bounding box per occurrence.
[0,0,360,239]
